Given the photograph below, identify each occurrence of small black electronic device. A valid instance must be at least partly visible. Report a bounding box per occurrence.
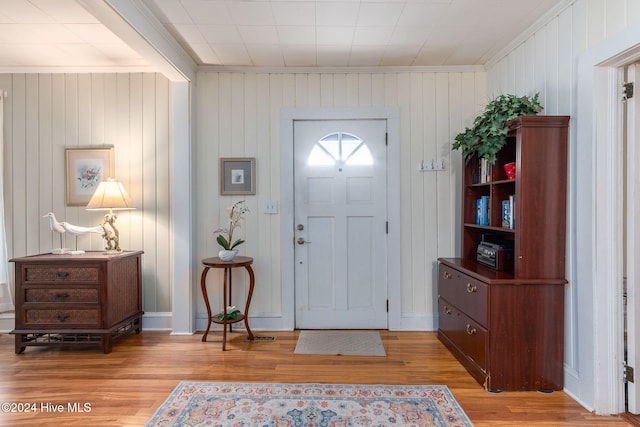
[476,241,514,270]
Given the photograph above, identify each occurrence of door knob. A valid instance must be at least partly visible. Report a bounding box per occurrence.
[297,237,311,245]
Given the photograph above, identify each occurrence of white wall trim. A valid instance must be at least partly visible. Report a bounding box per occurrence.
[399,313,438,331]
[141,311,172,331]
[169,81,196,335]
[575,20,640,415]
[280,107,401,331]
[0,313,13,334]
[0,66,156,74]
[199,65,484,74]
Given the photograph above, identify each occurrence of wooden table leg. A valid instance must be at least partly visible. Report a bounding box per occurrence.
[200,266,212,342]
[222,268,229,351]
[244,265,255,340]
[103,333,113,354]
[15,335,25,354]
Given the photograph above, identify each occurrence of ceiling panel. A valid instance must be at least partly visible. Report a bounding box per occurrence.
[0,0,566,71]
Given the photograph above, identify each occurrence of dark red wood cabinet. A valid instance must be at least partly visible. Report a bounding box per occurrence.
[438,116,569,392]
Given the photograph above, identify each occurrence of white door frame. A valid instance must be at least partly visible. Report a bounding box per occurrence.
[625,64,640,414]
[280,107,401,331]
[574,24,640,414]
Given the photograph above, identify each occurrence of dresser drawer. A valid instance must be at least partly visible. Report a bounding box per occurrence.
[23,308,100,327]
[24,266,100,283]
[439,298,487,371]
[24,287,99,303]
[438,264,488,326]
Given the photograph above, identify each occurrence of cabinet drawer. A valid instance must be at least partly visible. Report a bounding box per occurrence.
[23,308,100,327]
[438,264,488,326]
[439,298,487,371]
[24,266,100,283]
[24,287,99,303]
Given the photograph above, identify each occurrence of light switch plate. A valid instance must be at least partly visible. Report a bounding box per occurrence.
[263,200,278,214]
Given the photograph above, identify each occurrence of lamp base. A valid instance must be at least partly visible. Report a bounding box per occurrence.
[103,248,123,255]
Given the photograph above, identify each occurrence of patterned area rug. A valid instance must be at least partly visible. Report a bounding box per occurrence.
[146,382,473,426]
[294,330,386,356]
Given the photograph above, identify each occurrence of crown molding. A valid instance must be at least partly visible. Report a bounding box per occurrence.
[197,64,486,74]
[0,66,156,74]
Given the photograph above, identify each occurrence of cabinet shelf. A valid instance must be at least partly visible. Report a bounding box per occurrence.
[469,178,515,188]
[463,223,515,234]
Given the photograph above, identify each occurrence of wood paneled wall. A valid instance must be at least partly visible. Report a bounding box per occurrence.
[195,69,486,329]
[1,73,171,314]
[485,0,640,410]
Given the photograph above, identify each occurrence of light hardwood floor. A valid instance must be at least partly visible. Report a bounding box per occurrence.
[0,330,632,426]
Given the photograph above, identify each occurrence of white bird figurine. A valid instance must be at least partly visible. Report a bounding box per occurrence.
[60,222,104,236]
[42,212,68,254]
[42,212,65,234]
[58,221,104,255]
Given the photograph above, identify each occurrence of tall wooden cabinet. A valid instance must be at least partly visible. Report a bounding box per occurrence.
[438,115,569,392]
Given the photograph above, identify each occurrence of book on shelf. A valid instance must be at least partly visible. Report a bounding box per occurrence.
[509,194,515,228]
[479,158,492,183]
[501,195,516,229]
[476,195,490,226]
[502,199,511,228]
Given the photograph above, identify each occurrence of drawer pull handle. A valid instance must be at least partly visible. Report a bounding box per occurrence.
[442,271,452,279]
[466,283,477,293]
[55,293,70,300]
[443,306,452,315]
[56,313,70,322]
[55,272,70,280]
[465,324,477,335]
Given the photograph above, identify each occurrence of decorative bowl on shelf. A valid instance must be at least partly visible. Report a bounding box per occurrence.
[503,162,516,180]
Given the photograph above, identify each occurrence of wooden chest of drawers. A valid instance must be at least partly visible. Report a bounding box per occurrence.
[437,258,566,392]
[10,251,143,354]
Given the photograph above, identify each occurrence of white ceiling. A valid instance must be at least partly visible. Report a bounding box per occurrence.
[0,0,566,71]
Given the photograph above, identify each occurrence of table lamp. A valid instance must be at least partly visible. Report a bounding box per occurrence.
[86,178,135,254]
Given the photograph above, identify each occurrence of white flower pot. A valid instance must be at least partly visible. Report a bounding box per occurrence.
[218,249,238,261]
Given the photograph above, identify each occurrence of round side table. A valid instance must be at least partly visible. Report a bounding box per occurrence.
[200,256,255,350]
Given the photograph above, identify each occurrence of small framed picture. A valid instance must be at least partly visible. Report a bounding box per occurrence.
[65,147,114,206]
[220,157,256,195]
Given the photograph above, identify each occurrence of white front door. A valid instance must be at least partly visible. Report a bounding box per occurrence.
[293,119,388,329]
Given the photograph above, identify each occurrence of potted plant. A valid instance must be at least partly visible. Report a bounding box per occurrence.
[452,93,543,164]
[214,200,249,261]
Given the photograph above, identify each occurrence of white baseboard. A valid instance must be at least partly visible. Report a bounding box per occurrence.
[0,311,439,335]
[393,313,438,331]
[141,311,173,331]
[0,312,14,333]
[0,312,174,334]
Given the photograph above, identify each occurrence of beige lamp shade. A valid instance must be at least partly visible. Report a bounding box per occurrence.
[86,178,135,211]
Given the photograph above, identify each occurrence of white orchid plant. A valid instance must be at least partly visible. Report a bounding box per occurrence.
[214,200,249,250]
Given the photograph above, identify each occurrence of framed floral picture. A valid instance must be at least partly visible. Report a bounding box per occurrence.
[220,157,256,195]
[65,147,114,206]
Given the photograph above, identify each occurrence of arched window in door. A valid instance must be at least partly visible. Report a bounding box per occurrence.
[307,132,374,166]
